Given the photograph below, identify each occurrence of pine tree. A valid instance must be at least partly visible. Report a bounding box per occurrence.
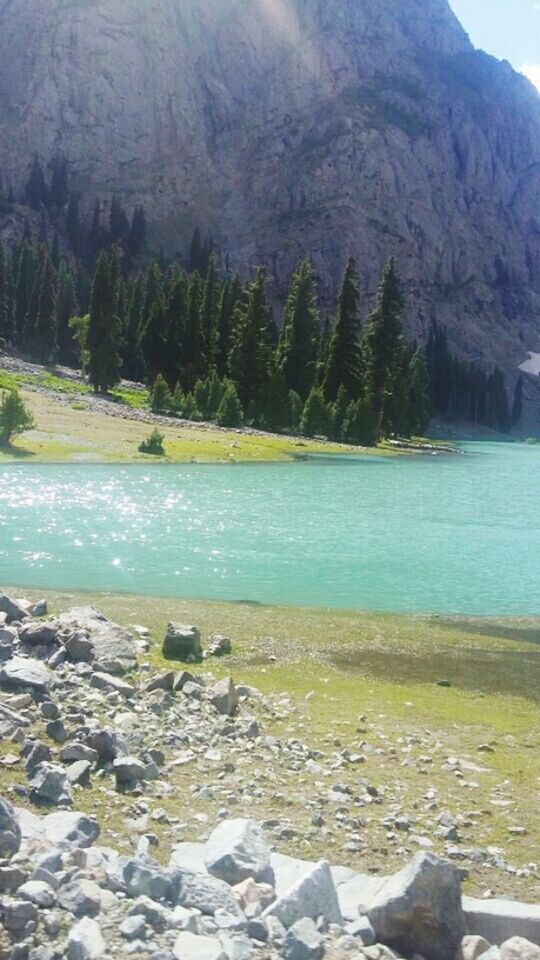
[142,264,162,328]
[228,268,271,416]
[216,379,244,427]
[141,296,167,383]
[217,274,242,376]
[109,195,129,245]
[408,347,430,435]
[341,398,378,446]
[278,260,319,399]
[189,227,204,273]
[364,258,406,438]
[200,253,220,367]
[87,199,103,263]
[322,257,363,401]
[151,373,173,412]
[123,274,145,381]
[171,382,185,413]
[24,156,48,210]
[66,193,82,256]
[258,366,293,432]
[181,392,202,421]
[128,206,146,256]
[300,387,333,438]
[15,243,37,342]
[182,272,207,390]
[30,249,57,361]
[332,385,350,441]
[0,241,7,342]
[56,260,79,361]
[162,273,188,388]
[49,155,69,208]
[0,389,36,446]
[87,249,122,392]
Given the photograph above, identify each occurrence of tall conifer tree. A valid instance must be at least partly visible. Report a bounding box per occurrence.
[278,260,319,399]
[322,257,363,401]
[87,249,122,392]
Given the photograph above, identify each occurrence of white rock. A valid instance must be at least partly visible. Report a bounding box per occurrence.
[263,860,342,929]
[67,916,105,959]
[173,931,227,960]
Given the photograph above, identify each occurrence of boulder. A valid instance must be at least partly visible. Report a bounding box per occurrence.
[60,744,98,765]
[19,621,59,646]
[0,593,29,623]
[263,860,342,929]
[458,935,493,960]
[31,599,48,617]
[23,739,52,773]
[67,916,105,959]
[284,918,323,960]
[57,607,137,673]
[362,852,465,960]
[144,671,176,693]
[463,898,540,947]
[65,632,95,663]
[500,938,540,960]
[208,635,232,657]
[173,931,227,960]
[205,819,274,886]
[58,879,102,917]
[210,678,239,716]
[163,623,202,661]
[174,869,243,917]
[66,760,92,786]
[0,796,21,857]
[90,671,135,697]
[109,856,175,902]
[88,729,127,763]
[18,879,56,908]
[0,655,51,692]
[29,762,72,805]
[113,756,147,786]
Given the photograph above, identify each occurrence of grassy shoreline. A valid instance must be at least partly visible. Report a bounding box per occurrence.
[2,583,539,898]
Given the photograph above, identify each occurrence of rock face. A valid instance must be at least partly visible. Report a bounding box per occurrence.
[1,0,539,396]
[362,852,465,960]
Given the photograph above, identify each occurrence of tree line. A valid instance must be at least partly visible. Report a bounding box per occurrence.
[0,155,512,442]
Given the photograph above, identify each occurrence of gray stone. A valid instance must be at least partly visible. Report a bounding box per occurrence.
[90,671,135,697]
[0,593,29,623]
[58,879,102,917]
[0,795,21,857]
[208,635,232,657]
[174,869,243,918]
[205,819,273,886]
[19,621,59,646]
[284,918,323,960]
[163,623,202,662]
[31,600,48,617]
[144,671,176,693]
[42,810,100,848]
[40,700,60,720]
[463,898,540,947]
[29,762,72,805]
[66,760,92,786]
[210,678,239,717]
[173,932,227,960]
[65,632,95,664]
[60,743,98,765]
[120,914,147,940]
[345,915,376,945]
[458,935,493,960]
[2,896,38,931]
[67,916,105,959]
[128,896,172,932]
[114,756,147,785]
[45,718,67,743]
[23,739,52,773]
[500,939,540,960]
[0,656,51,692]
[110,857,174,901]
[263,860,342,929]
[88,728,127,762]
[363,852,465,960]
[57,607,137,673]
[18,879,56,908]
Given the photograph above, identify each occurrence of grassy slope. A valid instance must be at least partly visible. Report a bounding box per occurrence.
[3,585,539,899]
[0,383,378,465]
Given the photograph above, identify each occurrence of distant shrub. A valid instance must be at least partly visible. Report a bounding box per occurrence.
[138,429,165,456]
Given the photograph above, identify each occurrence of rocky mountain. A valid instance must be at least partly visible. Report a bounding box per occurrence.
[0,0,539,401]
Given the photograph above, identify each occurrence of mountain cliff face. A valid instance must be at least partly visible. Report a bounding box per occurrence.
[1,0,539,397]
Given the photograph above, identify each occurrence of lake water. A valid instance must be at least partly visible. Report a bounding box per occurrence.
[0,442,538,615]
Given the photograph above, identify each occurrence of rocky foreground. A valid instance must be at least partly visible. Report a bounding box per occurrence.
[0,593,539,960]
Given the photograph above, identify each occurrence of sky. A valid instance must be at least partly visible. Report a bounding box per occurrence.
[449,0,540,91]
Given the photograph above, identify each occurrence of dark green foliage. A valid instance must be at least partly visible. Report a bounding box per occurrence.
[215,379,244,427]
[363,258,406,437]
[49,155,69,208]
[141,295,167,383]
[0,389,36,445]
[182,272,207,390]
[87,248,122,393]
[66,193,82,255]
[163,273,188,388]
[14,244,37,344]
[138,428,165,456]
[0,241,7,342]
[278,260,319,399]
[123,274,145,380]
[171,382,185,413]
[332,385,350,441]
[128,206,147,256]
[151,373,173,412]
[323,258,363,401]
[408,347,430,435]
[56,260,79,362]
[24,156,48,210]
[342,398,378,446]
[217,275,242,376]
[258,366,295,432]
[109,195,129,246]
[181,392,202,421]
[300,386,333,437]
[28,249,57,361]
[228,268,271,415]
[200,254,220,366]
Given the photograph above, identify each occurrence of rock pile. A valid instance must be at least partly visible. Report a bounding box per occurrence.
[0,592,539,960]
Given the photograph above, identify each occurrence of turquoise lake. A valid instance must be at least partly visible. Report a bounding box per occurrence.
[0,442,538,615]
